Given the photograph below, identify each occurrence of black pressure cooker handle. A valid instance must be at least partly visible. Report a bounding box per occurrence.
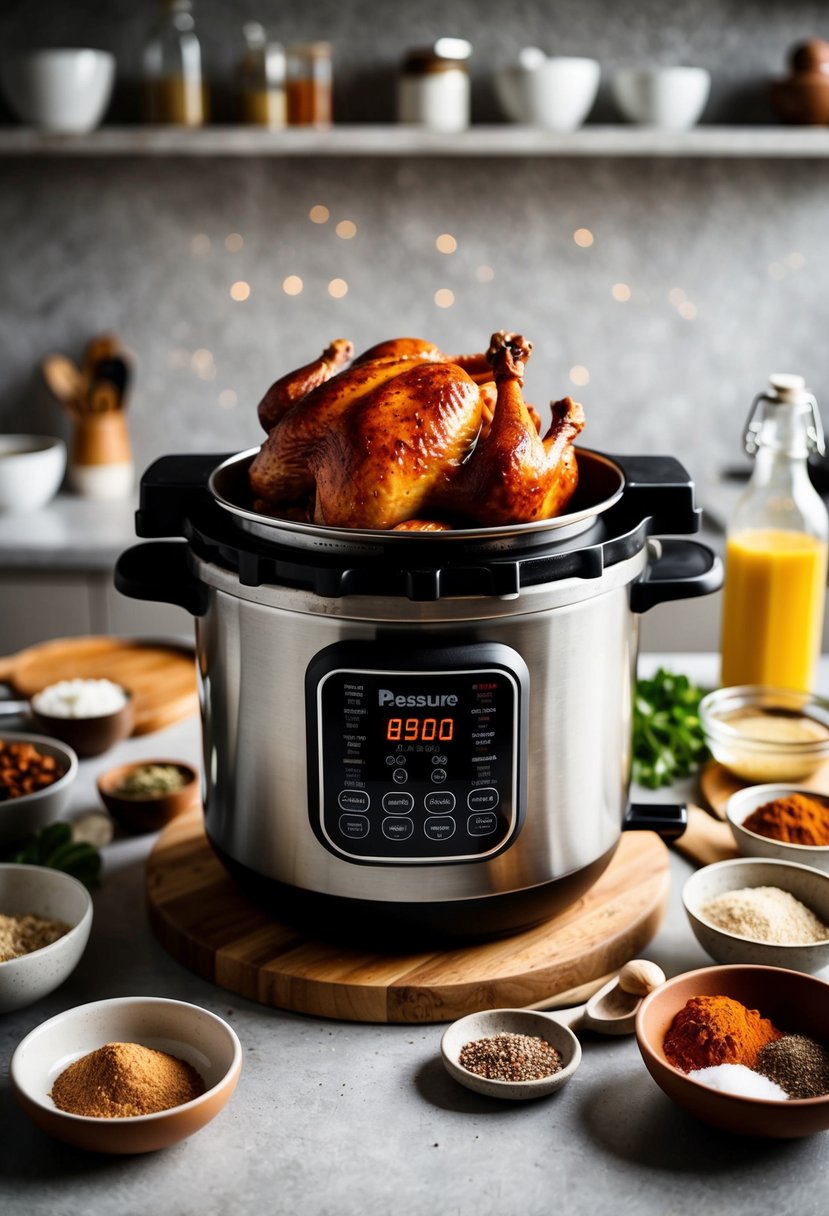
[630,537,722,614]
[624,803,687,840]
[114,542,209,617]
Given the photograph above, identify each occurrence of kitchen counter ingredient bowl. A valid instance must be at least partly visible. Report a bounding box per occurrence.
[30,684,134,758]
[494,53,600,131]
[699,685,829,784]
[682,857,829,973]
[726,784,829,874]
[10,996,242,1153]
[636,964,829,1137]
[97,760,199,834]
[612,66,710,129]
[0,733,78,848]
[0,436,66,513]
[0,863,92,1013]
[441,1007,582,1100]
[0,49,115,132]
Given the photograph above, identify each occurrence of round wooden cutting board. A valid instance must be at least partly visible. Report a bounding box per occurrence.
[700,758,829,819]
[146,811,670,1024]
[0,635,198,735]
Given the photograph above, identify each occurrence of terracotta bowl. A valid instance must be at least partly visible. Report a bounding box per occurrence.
[636,964,829,1137]
[96,760,199,834]
[10,996,242,1154]
[31,692,134,758]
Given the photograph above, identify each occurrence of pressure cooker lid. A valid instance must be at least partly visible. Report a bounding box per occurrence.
[208,447,626,557]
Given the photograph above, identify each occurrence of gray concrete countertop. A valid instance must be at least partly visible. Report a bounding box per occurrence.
[1,655,827,1216]
[0,494,139,572]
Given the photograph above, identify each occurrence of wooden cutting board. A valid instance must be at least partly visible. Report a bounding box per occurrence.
[700,758,829,819]
[0,635,198,736]
[146,811,670,1023]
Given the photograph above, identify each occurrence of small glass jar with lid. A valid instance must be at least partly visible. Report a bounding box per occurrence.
[144,0,208,125]
[397,38,472,132]
[238,22,286,127]
[286,42,333,127]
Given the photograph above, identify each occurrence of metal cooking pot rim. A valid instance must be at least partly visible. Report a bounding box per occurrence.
[208,447,625,552]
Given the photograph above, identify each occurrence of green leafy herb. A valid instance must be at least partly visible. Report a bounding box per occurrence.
[633,667,709,789]
[2,822,102,887]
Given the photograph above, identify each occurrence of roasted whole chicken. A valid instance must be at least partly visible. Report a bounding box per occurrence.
[248,332,585,530]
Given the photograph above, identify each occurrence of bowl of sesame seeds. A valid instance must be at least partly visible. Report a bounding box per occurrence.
[0,863,93,1013]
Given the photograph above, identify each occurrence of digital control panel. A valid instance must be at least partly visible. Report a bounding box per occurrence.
[305,642,528,865]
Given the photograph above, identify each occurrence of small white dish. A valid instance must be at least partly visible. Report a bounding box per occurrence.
[0,436,66,513]
[726,784,829,874]
[0,733,78,848]
[10,996,243,1154]
[683,856,829,973]
[495,54,600,131]
[612,66,710,130]
[0,49,115,133]
[0,863,92,1013]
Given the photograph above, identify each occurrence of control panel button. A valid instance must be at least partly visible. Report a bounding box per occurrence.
[424,817,456,842]
[468,812,498,836]
[392,768,408,785]
[382,817,414,841]
[430,768,447,784]
[382,791,415,815]
[424,791,456,814]
[339,814,370,839]
[467,787,499,811]
[338,789,370,812]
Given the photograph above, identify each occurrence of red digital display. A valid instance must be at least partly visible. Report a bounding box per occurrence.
[386,717,455,742]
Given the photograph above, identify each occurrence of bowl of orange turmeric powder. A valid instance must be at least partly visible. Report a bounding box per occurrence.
[636,964,829,1137]
[726,785,829,873]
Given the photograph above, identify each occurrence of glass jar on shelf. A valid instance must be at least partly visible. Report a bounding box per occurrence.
[286,42,333,127]
[397,38,472,133]
[238,22,286,127]
[719,373,828,691]
[144,0,208,125]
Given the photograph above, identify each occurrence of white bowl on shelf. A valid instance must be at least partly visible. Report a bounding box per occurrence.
[612,66,710,130]
[495,54,601,131]
[0,436,66,513]
[0,49,115,133]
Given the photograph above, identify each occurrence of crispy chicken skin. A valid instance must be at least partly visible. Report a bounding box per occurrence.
[248,332,583,529]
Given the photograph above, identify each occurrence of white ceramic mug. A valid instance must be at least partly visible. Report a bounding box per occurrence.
[612,66,711,130]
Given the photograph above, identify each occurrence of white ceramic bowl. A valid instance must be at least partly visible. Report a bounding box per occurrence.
[0,49,115,133]
[495,55,600,131]
[683,856,829,973]
[0,733,78,848]
[0,436,66,513]
[726,784,829,875]
[612,66,710,130]
[11,997,243,1154]
[0,864,92,1013]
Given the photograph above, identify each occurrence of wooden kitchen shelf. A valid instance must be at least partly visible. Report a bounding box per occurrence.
[3,124,829,157]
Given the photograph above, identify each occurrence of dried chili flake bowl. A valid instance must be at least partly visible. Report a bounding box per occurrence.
[635,964,829,1137]
[10,996,242,1154]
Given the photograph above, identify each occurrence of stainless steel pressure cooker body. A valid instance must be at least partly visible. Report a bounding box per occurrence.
[116,449,722,943]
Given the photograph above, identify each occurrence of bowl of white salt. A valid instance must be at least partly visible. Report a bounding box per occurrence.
[683,857,829,974]
[30,678,134,757]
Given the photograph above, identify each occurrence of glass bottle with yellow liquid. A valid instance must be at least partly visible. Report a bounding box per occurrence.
[720,374,828,691]
[144,0,208,125]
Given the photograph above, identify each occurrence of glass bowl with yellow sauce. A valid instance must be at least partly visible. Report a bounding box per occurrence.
[700,686,829,784]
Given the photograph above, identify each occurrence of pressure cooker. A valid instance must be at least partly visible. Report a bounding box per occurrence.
[116,448,722,943]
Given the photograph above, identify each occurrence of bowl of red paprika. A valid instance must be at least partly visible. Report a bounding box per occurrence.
[726,784,829,874]
[635,964,829,1137]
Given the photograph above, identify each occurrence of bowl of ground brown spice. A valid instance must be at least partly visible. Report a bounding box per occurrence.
[636,964,829,1137]
[10,995,242,1153]
[0,863,92,1013]
[726,785,829,873]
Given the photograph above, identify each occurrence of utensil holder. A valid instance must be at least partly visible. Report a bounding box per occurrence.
[69,412,134,499]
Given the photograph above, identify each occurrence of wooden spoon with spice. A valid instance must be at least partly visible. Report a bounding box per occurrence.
[440,959,666,1101]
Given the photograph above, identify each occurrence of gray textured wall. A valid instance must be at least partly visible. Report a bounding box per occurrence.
[2,1,829,491]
